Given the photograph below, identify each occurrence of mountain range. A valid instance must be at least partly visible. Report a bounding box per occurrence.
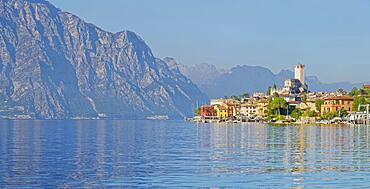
[0,0,208,119]
[178,63,368,98]
[0,0,367,119]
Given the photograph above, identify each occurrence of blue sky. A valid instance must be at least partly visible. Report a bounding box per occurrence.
[49,0,370,83]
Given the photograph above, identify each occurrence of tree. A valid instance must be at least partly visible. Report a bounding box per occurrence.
[273,92,280,98]
[359,89,367,96]
[349,87,359,96]
[241,93,250,98]
[315,99,324,113]
[337,88,346,94]
[337,108,348,117]
[320,112,336,120]
[302,93,307,103]
[352,96,368,111]
[290,108,302,119]
[230,95,240,100]
[267,86,272,96]
[268,97,288,116]
[302,110,317,117]
[193,107,200,116]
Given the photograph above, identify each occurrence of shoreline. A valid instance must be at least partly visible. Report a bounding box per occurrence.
[186,117,369,126]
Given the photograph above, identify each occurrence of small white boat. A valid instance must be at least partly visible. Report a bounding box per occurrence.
[146,115,169,120]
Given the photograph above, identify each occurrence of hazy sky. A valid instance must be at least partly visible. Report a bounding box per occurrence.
[49,0,370,83]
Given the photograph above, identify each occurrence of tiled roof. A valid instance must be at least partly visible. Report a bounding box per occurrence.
[324,96,354,100]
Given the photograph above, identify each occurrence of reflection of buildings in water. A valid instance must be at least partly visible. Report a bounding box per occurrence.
[349,125,369,171]
[197,123,208,149]
[206,123,270,151]
[198,123,370,176]
[319,126,342,172]
[280,126,303,173]
[282,126,309,188]
[291,126,306,173]
[203,123,270,175]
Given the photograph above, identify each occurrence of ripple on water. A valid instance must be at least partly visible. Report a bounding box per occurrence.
[0,120,369,188]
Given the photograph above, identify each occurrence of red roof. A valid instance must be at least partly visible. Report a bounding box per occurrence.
[288,101,301,105]
[324,96,353,101]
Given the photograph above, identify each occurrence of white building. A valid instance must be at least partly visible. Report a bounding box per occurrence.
[295,64,305,85]
[240,103,257,117]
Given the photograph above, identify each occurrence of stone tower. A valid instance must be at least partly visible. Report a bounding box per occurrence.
[294,64,305,85]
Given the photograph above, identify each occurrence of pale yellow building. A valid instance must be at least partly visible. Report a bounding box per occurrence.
[299,100,317,112]
[213,105,229,119]
[256,99,268,117]
[240,103,257,117]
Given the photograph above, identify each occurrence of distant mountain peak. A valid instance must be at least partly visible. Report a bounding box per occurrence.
[177,63,366,98]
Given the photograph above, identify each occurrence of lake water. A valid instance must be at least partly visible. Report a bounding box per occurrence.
[0,120,369,188]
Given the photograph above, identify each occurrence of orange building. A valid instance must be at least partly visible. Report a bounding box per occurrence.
[200,105,217,118]
[363,84,370,90]
[321,96,353,115]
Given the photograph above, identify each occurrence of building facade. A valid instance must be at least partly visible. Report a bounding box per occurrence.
[299,100,317,112]
[240,103,257,117]
[200,105,217,118]
[213,105,229,119]
[256,99,268,117]
[321,96,354,115]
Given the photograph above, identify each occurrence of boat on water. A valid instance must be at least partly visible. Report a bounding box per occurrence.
[146,115,169,120]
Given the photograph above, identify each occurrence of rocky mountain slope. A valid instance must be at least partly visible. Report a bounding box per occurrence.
[0,0,208,119]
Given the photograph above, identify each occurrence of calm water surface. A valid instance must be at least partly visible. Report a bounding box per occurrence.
[0,120,369,188]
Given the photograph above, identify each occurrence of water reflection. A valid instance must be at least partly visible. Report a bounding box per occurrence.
[197,123,370,187]
[201,124,369,173]
[0,120,369,188]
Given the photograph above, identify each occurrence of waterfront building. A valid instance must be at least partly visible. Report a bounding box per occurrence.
[256,98,269,117]
[230,103,241,117]
[240,103,257,117]
[200,105,217,119]
[213,105,229,119]
[321,96,354,115]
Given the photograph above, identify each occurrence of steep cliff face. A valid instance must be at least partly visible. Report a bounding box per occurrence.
[0,0,208,119]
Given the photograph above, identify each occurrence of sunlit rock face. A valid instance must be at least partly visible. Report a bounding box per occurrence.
[0,0,208,119]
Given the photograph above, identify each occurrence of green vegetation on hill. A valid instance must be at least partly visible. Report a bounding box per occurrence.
[350,87,370,111]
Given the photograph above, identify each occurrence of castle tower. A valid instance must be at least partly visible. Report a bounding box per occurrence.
[294,64,305,85]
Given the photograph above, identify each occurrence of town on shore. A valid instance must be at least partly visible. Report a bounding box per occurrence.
[190,64,370,125]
